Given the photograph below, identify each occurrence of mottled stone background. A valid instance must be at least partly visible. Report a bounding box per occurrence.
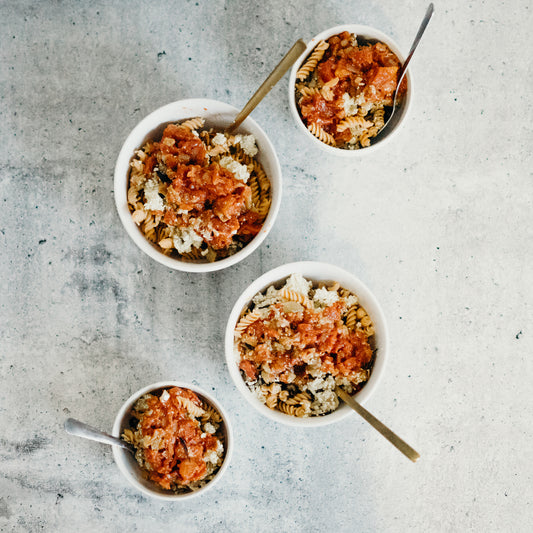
[1,1,531,532]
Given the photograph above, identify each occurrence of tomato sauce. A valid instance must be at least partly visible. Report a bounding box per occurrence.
[134,387,219,490]
[239,302,373,385]
[147,125,261,251]
[298,31,406,142]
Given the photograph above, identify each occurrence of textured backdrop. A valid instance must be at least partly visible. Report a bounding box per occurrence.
[1,1,532,532]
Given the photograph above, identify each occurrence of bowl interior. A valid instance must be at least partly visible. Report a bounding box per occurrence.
[112,381,232,499]
[114,99,282,272]
[288,24,413,155]
[225,261,388,427]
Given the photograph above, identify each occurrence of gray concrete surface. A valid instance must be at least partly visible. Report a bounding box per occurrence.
[1,1,532,531]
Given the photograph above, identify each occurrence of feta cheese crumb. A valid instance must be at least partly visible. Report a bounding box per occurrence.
[283,273,312,297]
[171,226,203,254]
[219,156,250,182]
[311,389,339,413]
[344,294,358,307]
[204,450,218,464]
[313,287,339,307]
[203,422,216,434]
[234,134,258,156]
[342,93,359,116]
[212,132,228,146]
[253,285,279,309]
[143,178,164,211]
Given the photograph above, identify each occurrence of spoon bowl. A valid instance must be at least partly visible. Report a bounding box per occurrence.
[375,3,434,139]
[289,25,413,155]
[64,417,134,454]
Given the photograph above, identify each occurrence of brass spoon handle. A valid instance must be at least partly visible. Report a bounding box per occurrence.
[336,387,420,463]
[226,39,307,134]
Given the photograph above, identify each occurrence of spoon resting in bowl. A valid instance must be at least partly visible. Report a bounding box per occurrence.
[64,417,134,454]
[226,39,307,134]
[376,3,434,138]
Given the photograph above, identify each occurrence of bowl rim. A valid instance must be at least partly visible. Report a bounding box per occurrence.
[224,261,389,427]
[112,380,233,500]
[114,98,282,272]
[288,24,413,156]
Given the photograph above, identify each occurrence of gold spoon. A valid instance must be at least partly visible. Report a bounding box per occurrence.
[226,39,307,134]
[335,387,420,462]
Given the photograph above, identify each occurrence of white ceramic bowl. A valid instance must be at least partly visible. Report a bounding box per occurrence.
[112,381,233,500]
[288,24,413,156]
[114,99,282,272]
[225,261,388,427]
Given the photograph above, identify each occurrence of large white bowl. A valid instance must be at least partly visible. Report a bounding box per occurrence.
[288,24,413,156]
[112,381,233,500]
[225,261,389,427]
[114,99,282,272]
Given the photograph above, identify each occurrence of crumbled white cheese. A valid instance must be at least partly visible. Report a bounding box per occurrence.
[234,134,258,156]
[203,422,216,434]
[212,132,228,146]
[344,294,358,307]
[304,375,336,394]
[313,287,339,307]
[219,156,250,182]
[311,389,339,413]
[342,93,359,116]
[143,178,164,211]
[171,226,203,254]
[253,285,279,308]
[160,389,170,403]
[308,363,326,379]
[283,273,312,297]
[282,301,303,314]
[204,449,219,464]
[335,377,354,393]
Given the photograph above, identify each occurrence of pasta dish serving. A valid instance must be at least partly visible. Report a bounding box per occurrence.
[234,274,376,417]
[127,118,271,261]
[122,387,225,492]
[295,31,407,149]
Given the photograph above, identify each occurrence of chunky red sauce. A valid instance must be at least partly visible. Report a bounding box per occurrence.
[299,31,407,140]
[146,124,262,251]
[134,387,219,489]
[239,301,373,384]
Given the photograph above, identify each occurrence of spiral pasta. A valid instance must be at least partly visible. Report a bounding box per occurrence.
[175,396,205,418]
[307,123,336,146]
[180,117,205,131]
[277,288,314,309]
[296,40,329,81]
[235,310,263,336]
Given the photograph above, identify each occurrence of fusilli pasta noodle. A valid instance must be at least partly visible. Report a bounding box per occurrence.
[307,123,336,146]
[296,40,329,81]
[235,310,263,336]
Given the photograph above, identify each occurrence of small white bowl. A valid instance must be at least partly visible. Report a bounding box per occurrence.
[114,99,282,272]
[225,261,388,427]
[288,24,413,156]
[112,381,233,500]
